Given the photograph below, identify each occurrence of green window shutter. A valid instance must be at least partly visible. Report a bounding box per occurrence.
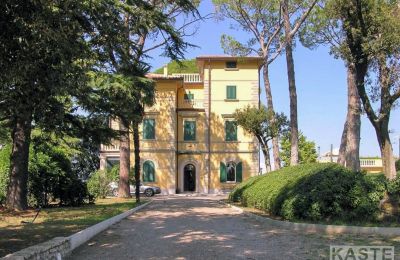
[143,119,155,140]
[226,85,236,99]
[220,162,227,183]
[143,161,155,182]
[236,162,242,182]
[184,120,196,141]
[184,93,194,100]
[225,121,237,141]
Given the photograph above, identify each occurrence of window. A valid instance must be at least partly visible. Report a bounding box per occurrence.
[184,92,194,101]
[226,85,236,100]
[106,157,120,169]
[143,161,155,182]
[220,161,242,183]
[226,61,237,69]
[225,121,237,141]
[143,118,155,140]
[184,120,196,141]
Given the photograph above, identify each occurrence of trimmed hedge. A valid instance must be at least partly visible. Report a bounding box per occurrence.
[229,163,386,222]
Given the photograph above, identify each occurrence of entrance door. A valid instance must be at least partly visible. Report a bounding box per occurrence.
[184,164,196,192]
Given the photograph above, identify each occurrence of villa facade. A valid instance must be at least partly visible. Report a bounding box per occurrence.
[99,56,262,194]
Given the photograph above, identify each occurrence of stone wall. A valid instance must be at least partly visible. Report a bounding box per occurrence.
[2,237,70,260]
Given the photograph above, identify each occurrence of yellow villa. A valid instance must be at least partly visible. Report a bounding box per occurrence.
[100,55,262,194]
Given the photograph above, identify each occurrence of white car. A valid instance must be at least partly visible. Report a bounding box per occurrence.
[109,182,161,197]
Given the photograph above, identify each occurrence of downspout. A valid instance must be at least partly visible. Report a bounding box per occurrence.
[207,59,211,193]
[176,80,184,193]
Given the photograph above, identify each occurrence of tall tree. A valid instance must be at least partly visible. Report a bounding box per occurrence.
[333,0,400,179]
[0,0,98,210]
[300,1,361,171]
[281,0,318,166]
[213,0,285,170]
[234,105,288,172]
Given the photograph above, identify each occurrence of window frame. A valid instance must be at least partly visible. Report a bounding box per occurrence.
[225,61,237,69]
[226,161,236,182]
[226,85,237,100]
[143,118,156,140]
[225,120,238,141]
[142,160,155,182]
[183,120,196,141]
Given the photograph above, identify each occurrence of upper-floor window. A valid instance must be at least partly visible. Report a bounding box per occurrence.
[225,120,237,141]
[226,85,237,100]
[225,61,237,69]
[184,120,196,141]
[184,92,194,101]
[143,160,155,182]
[143,118,155,140]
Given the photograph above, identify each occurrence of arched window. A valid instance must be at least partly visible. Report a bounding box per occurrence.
[143,161,155,182]
[220,161,242,183]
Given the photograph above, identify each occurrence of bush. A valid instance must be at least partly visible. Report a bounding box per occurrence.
[229,163,386,222]
[396,159,400,172]
[87,170,112,199]
[0,145,11,206]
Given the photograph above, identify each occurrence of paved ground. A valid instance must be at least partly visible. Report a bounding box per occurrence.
[69,196,400,260]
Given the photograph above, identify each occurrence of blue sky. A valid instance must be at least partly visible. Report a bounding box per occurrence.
[145,0,400,158]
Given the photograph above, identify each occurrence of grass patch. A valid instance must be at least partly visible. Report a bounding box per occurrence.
[0,198,142,257]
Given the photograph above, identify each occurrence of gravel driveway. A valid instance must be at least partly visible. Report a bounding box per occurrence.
[68,195,400,260]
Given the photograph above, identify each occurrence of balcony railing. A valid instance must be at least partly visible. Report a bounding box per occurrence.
[360,158,382,167]
[101,143,120,152]
[178,99,204,109]
[172,73,202,83]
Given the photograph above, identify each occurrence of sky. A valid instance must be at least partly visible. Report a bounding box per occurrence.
[144,0,400,159]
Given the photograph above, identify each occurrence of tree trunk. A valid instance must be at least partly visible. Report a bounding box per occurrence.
[6,114,32,210]
[282,0,299,166]
[375,119,397,180]
[118,121,131,198]
[337,120,348,166]
[257,136,271,173]
[344,63,361,171]
[133,122,141,202]
[262,65,281,170]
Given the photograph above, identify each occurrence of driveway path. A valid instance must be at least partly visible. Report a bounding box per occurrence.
[69,196,397,260]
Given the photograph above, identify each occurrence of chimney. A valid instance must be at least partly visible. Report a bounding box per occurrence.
[163,64,168,76]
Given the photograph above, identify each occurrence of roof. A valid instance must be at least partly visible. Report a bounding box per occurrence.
[146,73,184,80]
[196,55,264,61]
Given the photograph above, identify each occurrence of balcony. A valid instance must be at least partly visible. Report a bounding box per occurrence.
[172,73,202,83]
[101,143,120,152]
[360,158,383,167]
[178,99,204,109]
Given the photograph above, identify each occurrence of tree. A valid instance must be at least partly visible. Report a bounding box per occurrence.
[300,1,362,171]
[213,0,285,170]
[234,105,288,172]
[333,0,400,179]
[93,0,200,202]
[0,0,99,210]
[154,59,198,74]
[281,0,318,166]
[280,132,318,166]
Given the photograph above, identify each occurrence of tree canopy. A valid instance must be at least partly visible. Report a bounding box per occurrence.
[154,59,198,74]
[280,132,318,167]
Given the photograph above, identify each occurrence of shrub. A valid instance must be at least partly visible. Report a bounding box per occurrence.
[396,159,400,172]
[229,163,386,222]
[0,145,11,206]
[87,170,112,199]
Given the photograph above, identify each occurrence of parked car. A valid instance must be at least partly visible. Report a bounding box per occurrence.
[109,182,161,197]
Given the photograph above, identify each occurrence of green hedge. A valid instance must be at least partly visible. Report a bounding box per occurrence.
[229,163,386,222]
[0,145,11,206]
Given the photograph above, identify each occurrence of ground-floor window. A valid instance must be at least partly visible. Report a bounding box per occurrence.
[143,160,155,182]
[220,161,242,183]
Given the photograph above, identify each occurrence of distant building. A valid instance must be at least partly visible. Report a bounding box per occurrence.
[319,149,383,173]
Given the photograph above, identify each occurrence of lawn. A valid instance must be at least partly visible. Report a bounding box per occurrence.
[0,198,141,257]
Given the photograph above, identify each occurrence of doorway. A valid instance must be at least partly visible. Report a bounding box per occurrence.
[183,164,196,192]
